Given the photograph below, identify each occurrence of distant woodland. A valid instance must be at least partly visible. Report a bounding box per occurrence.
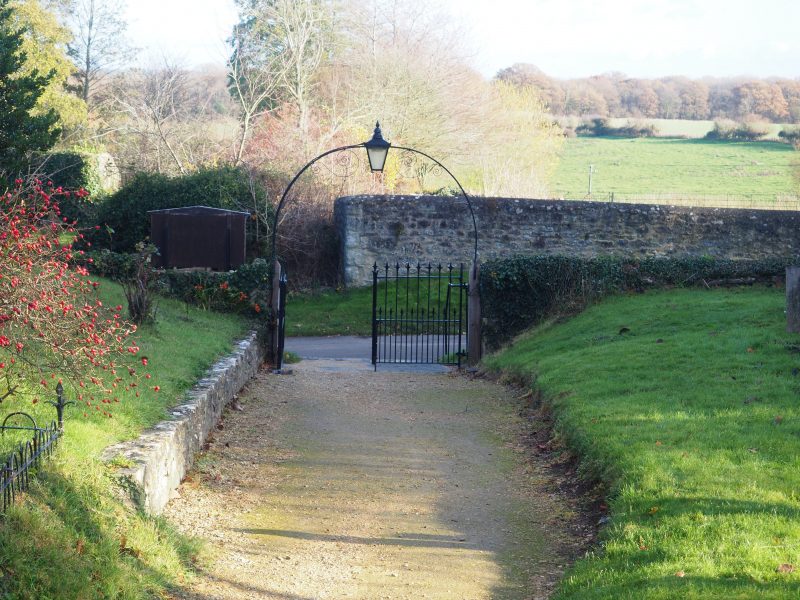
[496,63,800,123]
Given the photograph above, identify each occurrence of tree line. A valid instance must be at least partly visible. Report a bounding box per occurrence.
[0,0,563,196]
[496,63,800,123]
[0,0,567,285]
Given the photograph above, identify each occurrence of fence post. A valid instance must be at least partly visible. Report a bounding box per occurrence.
[787,267,800,333]
[270,259,283,364]
[48,382,75,431]
[467,262,481,366]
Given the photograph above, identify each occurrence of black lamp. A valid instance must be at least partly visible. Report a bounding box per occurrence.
[364,121,391,172]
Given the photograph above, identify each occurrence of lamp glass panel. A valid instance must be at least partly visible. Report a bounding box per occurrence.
[367,146,389,172]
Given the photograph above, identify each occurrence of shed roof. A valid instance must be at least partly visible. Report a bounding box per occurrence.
[147,205,250,216]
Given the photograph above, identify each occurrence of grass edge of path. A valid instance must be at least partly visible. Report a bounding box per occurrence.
[482,285,800,599]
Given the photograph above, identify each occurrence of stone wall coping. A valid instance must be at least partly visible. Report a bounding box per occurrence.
[101,331,264,515]
[336,194,800,218]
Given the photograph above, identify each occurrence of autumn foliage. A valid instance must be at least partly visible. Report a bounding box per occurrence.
[0,178,143,414]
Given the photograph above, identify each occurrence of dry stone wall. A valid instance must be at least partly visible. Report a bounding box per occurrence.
[334,195,800,285]
[102,332,264,515]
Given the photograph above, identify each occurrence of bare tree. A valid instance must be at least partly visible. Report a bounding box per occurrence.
[227,16,288,165]
[65,0,135,111]
[228,0,332,164]
[477,82,563,198]
[109,62,234,175]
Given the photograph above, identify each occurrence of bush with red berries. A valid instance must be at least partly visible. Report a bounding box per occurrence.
[0,178,143,415]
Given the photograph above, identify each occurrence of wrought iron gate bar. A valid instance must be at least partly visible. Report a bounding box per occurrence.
[371,262,467,368]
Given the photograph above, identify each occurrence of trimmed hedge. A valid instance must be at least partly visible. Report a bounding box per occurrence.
[704,120,769,141]
[82,166,269,254]
[480,255,789,349]
[81,250,272,316]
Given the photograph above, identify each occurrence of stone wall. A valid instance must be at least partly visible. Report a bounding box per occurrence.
[102,332,264,515]
[334,195,800,285]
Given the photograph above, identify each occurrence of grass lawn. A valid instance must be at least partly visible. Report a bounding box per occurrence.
[483,286,800,598]
[552,137,798,204]
[286,286,373,336]
[0,278,250,599]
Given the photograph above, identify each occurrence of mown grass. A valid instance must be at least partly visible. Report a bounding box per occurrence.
[285,287,372,336]
[483,286,800,599]
[552,137,798,202]
[286,279,460,337]
[0,278,250,599]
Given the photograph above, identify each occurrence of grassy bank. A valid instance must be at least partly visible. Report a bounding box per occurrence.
[484,286,800,598]
[552,137,797,204]
[0,279,250,599]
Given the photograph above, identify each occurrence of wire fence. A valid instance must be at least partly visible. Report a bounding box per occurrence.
[550,191,800,211]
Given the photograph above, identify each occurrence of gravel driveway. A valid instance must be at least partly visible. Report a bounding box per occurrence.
[164,359,581,599]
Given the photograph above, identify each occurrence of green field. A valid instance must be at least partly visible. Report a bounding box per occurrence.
[551,137,798,207]
[286,280,458,337]
[602,118,790,140]
[484,286,800,599]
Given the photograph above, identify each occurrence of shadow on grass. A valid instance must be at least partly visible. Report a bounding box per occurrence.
[0,467,198,599]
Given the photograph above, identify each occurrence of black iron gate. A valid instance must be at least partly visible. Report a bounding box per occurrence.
[371,263,468,368]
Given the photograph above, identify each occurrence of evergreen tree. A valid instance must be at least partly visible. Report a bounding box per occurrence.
[0,0,60,174]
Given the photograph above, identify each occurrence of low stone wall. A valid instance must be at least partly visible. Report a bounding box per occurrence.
[102,332,264,515]
[334,195,800,286]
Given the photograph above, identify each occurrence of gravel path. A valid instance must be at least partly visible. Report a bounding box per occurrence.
[164,360,579,599]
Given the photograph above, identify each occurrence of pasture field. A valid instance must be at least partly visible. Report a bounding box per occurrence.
[551,137,798,206]
[601,118,790,139]
[605,117,716,138]
[484,286,800,599]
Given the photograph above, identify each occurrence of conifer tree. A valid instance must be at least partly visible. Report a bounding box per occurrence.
[0,0,59,174]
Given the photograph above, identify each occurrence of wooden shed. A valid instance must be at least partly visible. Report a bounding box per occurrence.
[148,206,249,271]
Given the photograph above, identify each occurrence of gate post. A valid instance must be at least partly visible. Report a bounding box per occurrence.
[467,262,482,366]
[371,263,378,365]
[270,259,283,364]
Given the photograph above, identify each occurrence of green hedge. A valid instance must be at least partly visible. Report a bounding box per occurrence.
[33,152,104,195]
[82,166,268,254]
[81,250,272,316]
[480,255,790,349]
[576,117,658,138]
[29,151,107,224]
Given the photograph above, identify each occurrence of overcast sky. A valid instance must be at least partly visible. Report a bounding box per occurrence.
[125,0,800,79]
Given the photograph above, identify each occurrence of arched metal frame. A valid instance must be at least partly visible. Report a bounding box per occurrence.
[269,138,479,370]
[269,144,479,266]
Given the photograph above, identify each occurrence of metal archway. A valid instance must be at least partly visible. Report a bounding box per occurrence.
[269,124,480,370]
